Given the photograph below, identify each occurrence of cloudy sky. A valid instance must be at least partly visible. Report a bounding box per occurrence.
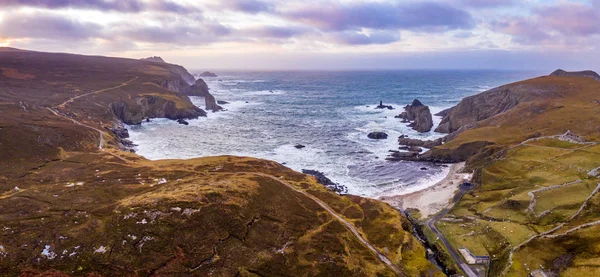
[0,0,599,70]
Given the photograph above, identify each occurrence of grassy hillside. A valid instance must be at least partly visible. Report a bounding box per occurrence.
[0,48,441,276]
[424,75,600,276]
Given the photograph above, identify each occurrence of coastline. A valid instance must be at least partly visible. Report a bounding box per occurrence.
[379,162,472,218]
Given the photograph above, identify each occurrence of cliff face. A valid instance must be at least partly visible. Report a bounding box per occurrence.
[435,87,520,133]
[110,95,206,125]
[550,69,600,81]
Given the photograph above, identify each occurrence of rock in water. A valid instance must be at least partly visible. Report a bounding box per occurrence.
[302,169,348,194]
[177,119,189,125]
[294,144,306,149]
[397,99,434,132]
[217,100,229,105]
[205,93,223,112]
[375,100,394,110]
[368,132,388,139]
[199,71,218,77]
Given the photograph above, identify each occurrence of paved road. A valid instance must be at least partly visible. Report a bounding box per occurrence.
[426,186,478,277]
[253,173,406,277]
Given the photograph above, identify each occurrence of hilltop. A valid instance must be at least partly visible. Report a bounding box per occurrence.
[0,49,441,276]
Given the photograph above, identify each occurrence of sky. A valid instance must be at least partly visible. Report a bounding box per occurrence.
[0,0,599,70]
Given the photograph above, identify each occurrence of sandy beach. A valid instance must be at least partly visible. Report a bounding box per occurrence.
[380,162,472,218]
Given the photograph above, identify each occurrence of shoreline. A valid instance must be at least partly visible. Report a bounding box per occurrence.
[379,162,472,218]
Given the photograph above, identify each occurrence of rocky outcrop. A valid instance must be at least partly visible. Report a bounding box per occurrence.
[435,107,453,117]
[435,88,520,133]
[105,123,136,152]
[387,141,492,163]
[397,99,433,132]
[199,71,218,77]
[368,132,388,139]
[184,78,210,97]
[205,93,223,112]
[140,56,166,63]
[302,169,348,194]
[375,101,394,110]
[398,136,444,149]
[550,69,600,81]
[110,95,206,125]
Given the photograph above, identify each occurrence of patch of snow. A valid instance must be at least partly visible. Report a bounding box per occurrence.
[13,186,20,192]
[0,245,7,257]
[94,246,107,254]
[76,182,84,186]
[136,218,148,224]
[138,236,153,253]
[127,234,137,240]
[65,183,75,187]
[41,245,57,259]
[123,213,137,219]
[182,208,200,216]
[170,207,182,212]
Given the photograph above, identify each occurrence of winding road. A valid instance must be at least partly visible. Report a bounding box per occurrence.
[252,173,406,277]
[57,77,138,108]
[426,186,478,277]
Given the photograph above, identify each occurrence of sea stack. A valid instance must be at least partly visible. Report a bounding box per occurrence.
[397,99,433,132]
[205,93,223,112]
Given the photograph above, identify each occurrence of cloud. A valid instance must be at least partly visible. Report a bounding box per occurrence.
[0,12,103,40]
[490,2,600,45]
[213,0,273,13]
[0,0,199,13]
[460,0,516,8]
[536,3,600,36]
[328,30,401,45]
[283,2,474,32]
[117,21,231,45]
[242,26,313,39]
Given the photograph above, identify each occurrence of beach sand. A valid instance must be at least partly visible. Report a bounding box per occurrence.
[380,162,472,218]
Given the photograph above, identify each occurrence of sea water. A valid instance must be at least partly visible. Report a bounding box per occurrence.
[127,70,541,198]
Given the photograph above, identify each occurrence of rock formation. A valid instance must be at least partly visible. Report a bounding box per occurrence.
[368,132,388,139]
[550,69,600,81]
[199,71,218,77]
[434,107,453,117]
[397,99,434,132]
[398,137,444,149]
[205,93,223,112]
[184,78,210,97]
[302,169,348,194]
[140,56,165,63]
[110,95,206,125]
[435,88,520,133]
[375,101,394,110]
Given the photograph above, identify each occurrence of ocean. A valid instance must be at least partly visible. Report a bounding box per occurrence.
[127,70,542,198]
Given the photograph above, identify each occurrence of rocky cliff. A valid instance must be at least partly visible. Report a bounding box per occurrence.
[397,99,434,132]
[184,78,210,97]
[550,69,600,81]
[110,95,206,125]
[435,87,520,133]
